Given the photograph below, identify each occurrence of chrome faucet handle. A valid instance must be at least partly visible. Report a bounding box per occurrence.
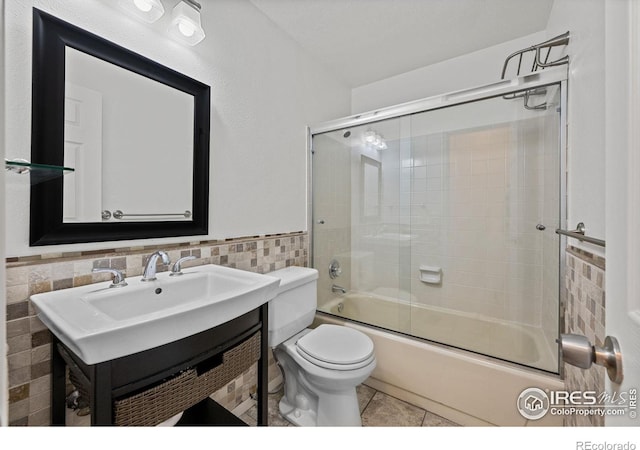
[92,268,128,288]
[329,259,342,279]
[170,256,197,276]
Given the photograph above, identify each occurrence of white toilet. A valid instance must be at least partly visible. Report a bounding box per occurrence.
[267,266,376,427]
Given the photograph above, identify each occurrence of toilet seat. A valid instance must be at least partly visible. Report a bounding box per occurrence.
[295,324,375,371]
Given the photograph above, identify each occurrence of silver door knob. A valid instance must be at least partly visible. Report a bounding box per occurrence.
[558,334,623,383]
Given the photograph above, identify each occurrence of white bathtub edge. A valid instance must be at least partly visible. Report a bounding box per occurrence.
[314,313,565,427]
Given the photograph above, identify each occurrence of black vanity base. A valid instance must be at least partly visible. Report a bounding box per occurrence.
[51,304,269,426]
[176,398,248,426]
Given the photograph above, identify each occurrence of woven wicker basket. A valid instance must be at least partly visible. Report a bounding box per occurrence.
[70,332,261,426]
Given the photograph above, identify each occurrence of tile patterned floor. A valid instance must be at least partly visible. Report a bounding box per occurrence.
[240,382,460,427]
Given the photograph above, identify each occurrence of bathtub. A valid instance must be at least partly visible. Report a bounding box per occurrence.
[314,293,565,426]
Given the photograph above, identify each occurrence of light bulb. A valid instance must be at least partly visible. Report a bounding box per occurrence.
[178,20,196,37]
[133,0,153,12]
[364,131,376,143]
[168,1,205,45]
[119,0,165,23]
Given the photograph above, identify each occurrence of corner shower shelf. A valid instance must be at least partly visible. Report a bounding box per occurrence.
[5,159,74,185]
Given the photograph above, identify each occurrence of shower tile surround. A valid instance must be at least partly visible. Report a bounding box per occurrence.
[563,246,606,427]
[5,232,307,426]
[403,118,558,328]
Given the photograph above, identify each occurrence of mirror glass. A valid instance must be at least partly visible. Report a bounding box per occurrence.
[361,155,381,219]
[30,9,210,246]
[63,48,194,223]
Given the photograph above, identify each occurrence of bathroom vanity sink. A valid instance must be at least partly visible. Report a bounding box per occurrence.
[33,263,278,426]
[31,264,280,364]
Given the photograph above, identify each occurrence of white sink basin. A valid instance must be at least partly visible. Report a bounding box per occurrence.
[31,264,280,364]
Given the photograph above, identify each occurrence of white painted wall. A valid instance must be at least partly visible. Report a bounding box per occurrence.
[4,0,351,257]
[351,31,547,114]
[0,0,8,427]
[546,0,605,257]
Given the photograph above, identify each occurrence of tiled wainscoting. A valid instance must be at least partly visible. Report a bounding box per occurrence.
[563,246,606,427]
[5,232,307,426]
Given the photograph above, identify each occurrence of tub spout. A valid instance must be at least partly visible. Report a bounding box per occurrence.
[332,284,347,294]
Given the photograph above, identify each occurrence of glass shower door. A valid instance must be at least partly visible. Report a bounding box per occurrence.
[407,86,562,372]
[312,117,411,334]
[311,81,564,374]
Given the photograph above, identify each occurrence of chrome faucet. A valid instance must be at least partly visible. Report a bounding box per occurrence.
[142,251,171,281]
[332,284,347,294]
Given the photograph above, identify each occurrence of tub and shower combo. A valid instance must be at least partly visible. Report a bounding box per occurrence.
[308,64,569,426]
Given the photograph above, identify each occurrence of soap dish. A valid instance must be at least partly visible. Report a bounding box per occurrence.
[419,265,442,284]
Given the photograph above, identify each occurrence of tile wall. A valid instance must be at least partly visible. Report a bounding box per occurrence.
[409,119,550,325]
[563,246,606,427]
[5,232,307,426]
[209,351,282,414]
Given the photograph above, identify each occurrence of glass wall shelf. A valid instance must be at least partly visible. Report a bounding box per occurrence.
[4,159,75,185]
[5,159,75,185]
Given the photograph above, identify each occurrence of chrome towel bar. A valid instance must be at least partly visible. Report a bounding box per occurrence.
[101,210,192,220]
[555,222,605,248]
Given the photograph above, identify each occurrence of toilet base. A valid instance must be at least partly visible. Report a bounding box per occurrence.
[278,395,317,427]
[278,384,362,427]
[274,329,375,427]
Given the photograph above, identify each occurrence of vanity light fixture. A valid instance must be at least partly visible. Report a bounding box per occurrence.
[118,0,165,23]
[169,0,206,46]
[363,130,387,150]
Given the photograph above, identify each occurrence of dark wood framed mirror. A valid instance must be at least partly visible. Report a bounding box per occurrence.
[30,9,210,246]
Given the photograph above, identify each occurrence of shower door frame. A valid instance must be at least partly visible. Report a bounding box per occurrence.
[308,67,568,374]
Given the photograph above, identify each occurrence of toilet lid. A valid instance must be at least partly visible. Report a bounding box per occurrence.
[296,324,374,367]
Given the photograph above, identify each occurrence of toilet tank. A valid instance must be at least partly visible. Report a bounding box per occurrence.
[267,267,319,347]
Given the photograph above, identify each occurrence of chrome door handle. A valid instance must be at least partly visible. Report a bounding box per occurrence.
[558,334,623,383]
